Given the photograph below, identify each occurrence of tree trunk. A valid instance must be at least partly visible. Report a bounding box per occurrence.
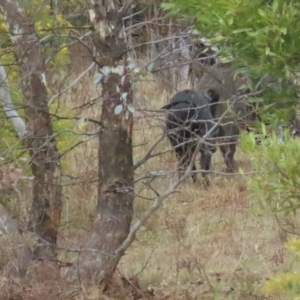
[0,64,27,138]
[70,0,134,286]
[0,204,32,277]
[0,0,62,259]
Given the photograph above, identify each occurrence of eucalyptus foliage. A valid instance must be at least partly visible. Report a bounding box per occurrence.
[241,129,300,215]
[163,0,300,78]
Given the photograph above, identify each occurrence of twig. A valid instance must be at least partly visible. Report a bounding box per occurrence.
[133,247,155,277]
[134,135,165,170]
[115,128,208,257]
[59,137,94,159]
[48,111,102,126]
[48,62,96,106]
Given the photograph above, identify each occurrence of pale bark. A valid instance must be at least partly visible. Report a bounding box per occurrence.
[179,35,191,86]
[0,204,32,277]
[0,64,27,138]
[0,0,62,259]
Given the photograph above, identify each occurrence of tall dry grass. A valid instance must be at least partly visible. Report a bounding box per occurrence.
[118,80,290,299]
[55,66,293,299]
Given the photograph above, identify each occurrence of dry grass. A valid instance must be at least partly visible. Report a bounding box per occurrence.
[113,80,289,300]
[1,59,296,299]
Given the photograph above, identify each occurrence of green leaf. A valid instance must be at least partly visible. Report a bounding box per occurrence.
[239,167,244,176]
[128,63,136,70]
[147,63,154,73]
[249,132,256,146]
[272,1,278,14]
[101,66,111,76]
[227,16,233,26]
[93,73,103,84]
[238,84,249,90]
[137,70,149,77]
[127,104,135,113]
[261,123,266,138]
[247,31,259,37]
[280,27,287,35]
[121,92,128,101]
[114,104,123,115]
[232,28,251,34]
[211,35,226,42]
[265,47,278,57]
[258,9,267,18]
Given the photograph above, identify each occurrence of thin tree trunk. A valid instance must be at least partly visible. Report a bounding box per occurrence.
[179,35,191,87]
[0,204,32,277]
[0,0,62,259]
[0,64,27,138]
[69,0,134,286]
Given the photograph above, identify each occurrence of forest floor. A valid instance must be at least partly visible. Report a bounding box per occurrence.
[64,78,292,299]
[58,81,290,300]
[118,81,290,300]
[1,73,295,300]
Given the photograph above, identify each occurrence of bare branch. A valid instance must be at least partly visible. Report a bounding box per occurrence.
[115,133,205,256]
[48,62,96,106]
[134,135,165,170]
[48,111,102,126]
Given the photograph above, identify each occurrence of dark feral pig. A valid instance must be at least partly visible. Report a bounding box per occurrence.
[161,89,218,185]
[197,65,257,172]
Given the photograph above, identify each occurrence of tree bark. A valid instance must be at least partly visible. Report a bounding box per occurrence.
[69,0,134,286]
[0,0,62,259]
[0,64,27,138]
[0,204,32,277]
